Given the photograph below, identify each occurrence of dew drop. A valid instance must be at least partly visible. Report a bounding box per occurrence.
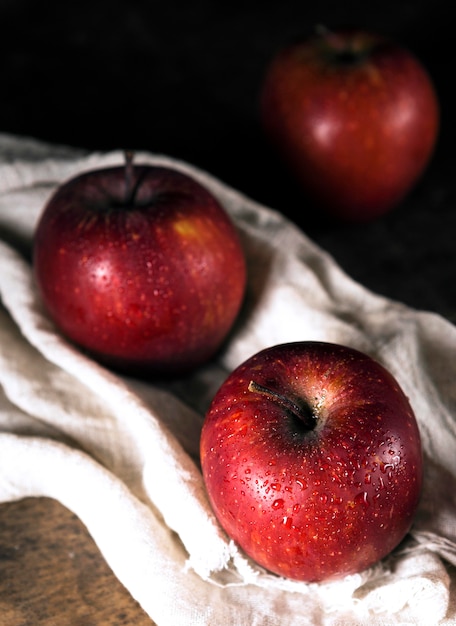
[272,498,285,510]
[354,492,370,508]
[380,462,394,474]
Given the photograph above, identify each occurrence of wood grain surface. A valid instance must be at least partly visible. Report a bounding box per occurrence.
[0,497,155,625]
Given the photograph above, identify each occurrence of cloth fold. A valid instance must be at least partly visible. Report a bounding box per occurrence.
[0,133,455,625]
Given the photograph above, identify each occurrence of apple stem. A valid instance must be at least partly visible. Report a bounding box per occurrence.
[124,150,135,204]
[248,380,316,430]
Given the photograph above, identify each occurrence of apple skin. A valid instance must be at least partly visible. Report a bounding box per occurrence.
[200,341,423,582]
[33,161,246,375]
[260,28,439,222]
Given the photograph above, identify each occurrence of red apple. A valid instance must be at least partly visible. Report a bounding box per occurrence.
[260,27,439,222]
[200,341,422,582]
[33,154,246,375]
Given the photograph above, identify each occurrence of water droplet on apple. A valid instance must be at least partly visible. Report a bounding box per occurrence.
[272,498,285,509]
[282,516,293,529]
[293,503,301,514]
[271,483,281,491]
[354,492,370,508]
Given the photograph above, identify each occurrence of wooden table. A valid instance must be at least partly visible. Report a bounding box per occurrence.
[0,497,156,625]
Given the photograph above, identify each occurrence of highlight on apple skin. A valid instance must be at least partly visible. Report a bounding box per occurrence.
[33,156,247,376]
[200,341,423,582]
[260,27,440,222]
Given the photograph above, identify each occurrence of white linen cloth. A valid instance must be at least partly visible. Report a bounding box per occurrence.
[0,132,455,625]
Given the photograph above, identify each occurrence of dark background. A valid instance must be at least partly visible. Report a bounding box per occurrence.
[1,1,454,321]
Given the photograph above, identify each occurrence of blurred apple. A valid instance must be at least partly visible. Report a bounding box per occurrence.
[200,341,422,582]
[260,27,439,222]
[33,154,246,376]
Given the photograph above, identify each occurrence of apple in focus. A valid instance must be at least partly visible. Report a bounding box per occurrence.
[33,155,247,375]
[260,27,439,222]
[200,341,423,582]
